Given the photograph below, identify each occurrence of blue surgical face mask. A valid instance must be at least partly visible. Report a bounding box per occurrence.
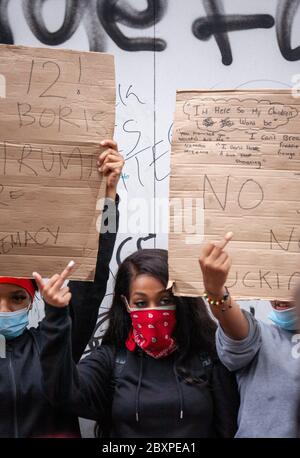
[0,307,30,340]
[268,307,298,332]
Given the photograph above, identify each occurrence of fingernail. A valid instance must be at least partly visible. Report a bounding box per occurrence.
[100,141,105,145]
[68,260,75,268]
[32,272,37,277]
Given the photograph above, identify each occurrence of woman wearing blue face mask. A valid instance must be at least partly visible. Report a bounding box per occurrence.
[0,139,123,438]
[269,300,299,331]
[198,232,300,438]
[0,278,36,340]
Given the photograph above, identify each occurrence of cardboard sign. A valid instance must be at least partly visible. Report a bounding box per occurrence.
[0,45,115,280]
[169,89,300,300]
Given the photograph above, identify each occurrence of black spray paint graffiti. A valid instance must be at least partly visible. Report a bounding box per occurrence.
[276,0,300,61]
[0,0,167,52]
[193,0,275,65]
[0,0,13,44]
[0,0,299,63]
[193,0,300,65]
[22,0,85,46]
[97,0,167,51]
[116,233,156,267]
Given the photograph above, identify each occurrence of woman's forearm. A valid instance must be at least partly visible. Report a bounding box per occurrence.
[206,290,249,340]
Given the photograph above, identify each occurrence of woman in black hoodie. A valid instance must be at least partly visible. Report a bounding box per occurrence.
[36,248,239,438]
[0,139,123,438]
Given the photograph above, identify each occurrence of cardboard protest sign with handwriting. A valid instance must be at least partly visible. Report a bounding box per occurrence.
[169,89,300,300]
[0,45,115,280]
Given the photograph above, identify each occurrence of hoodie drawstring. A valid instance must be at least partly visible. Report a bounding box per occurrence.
[173,362,184,420]
[135,351,144,422]
[135,354,184,423]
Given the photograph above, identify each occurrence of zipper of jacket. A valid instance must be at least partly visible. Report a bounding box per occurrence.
[8,348,18,438]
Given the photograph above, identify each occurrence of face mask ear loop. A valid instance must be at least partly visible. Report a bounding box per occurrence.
[29,282,39,311]
[121,295,131,314]
[27,293,34,312]
[166,280,174,292]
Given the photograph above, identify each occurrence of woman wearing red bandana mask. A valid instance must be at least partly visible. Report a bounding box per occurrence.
[0,140,123,438]
[37,248,239,438]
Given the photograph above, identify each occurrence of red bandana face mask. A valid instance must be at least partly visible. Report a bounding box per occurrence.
[126,306,177,359]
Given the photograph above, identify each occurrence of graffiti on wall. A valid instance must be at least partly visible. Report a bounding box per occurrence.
[0,0,299,64]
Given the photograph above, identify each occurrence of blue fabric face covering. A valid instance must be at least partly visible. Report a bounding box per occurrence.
[0,307,29,339]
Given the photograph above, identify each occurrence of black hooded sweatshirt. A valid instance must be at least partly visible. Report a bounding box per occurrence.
[0,198,119,438]
[40,306,239,438]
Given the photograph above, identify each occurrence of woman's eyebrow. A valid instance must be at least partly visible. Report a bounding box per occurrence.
[132,290,173,298]
[159,290,173,296]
